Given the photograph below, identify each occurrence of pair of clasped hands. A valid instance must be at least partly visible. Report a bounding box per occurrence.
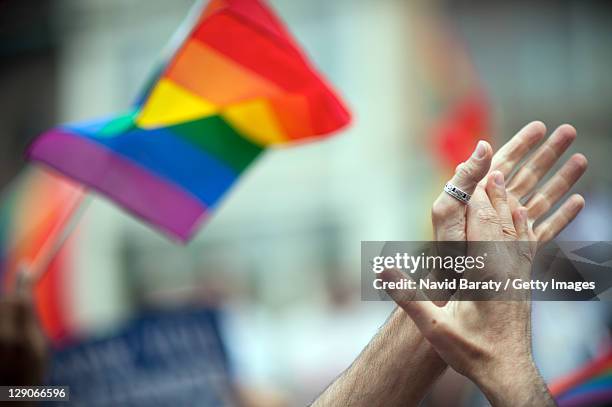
[381,122,587,405]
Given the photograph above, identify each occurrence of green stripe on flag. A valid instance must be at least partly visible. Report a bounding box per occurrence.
[170,116,263,173]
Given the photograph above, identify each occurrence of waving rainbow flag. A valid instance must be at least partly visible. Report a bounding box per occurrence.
[27,0,351,242]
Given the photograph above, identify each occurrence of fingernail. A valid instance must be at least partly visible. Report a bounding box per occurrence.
[472,140,487,159]
[518,207,528,221]
[493,171,504,186]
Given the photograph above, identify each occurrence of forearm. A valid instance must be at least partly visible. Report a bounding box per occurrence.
[475,358,556,407]
[311,307,447,406]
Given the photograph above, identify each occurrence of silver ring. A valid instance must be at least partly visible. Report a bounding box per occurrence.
[444,183,471,204]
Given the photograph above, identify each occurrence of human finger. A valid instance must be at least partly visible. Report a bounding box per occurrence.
[507,124,577,198]
[490,121,547,177]
[485,171,516,239]
[525,153,587,221]
[466,186,504,241]
[534,194,585,243]
[512,206,529,241]
[432,140,492,241]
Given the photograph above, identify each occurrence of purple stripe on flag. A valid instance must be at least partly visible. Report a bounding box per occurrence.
[27,129,208,242]
[558,389,612,407]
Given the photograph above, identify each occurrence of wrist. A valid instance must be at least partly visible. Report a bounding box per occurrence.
[387,307,442,359]
[384,308,449,396]
[474,356,553,407]
[313,307,449,407]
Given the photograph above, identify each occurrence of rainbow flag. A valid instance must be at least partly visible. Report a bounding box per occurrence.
[551,348,612,407]
[0,167,84,341]
[27,0,351,242]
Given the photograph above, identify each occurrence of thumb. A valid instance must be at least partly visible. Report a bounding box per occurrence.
[432,140,493,241]
[450,140,493,194]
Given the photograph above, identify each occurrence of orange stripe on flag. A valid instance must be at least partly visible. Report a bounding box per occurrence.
[165,39,283,106]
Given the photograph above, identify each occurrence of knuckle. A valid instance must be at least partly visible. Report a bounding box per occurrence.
[456,163,476,182]
[431,200,453,222]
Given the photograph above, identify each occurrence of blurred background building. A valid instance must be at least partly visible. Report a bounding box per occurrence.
[1,0,611,405]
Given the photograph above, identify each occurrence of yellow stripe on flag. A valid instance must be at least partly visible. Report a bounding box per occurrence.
[222,99,286,146]
[136,79,218,128]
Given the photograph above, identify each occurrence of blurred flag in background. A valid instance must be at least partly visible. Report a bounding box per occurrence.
[409,2,491,173]
[551,346,612,407]
[0,166,83,342]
